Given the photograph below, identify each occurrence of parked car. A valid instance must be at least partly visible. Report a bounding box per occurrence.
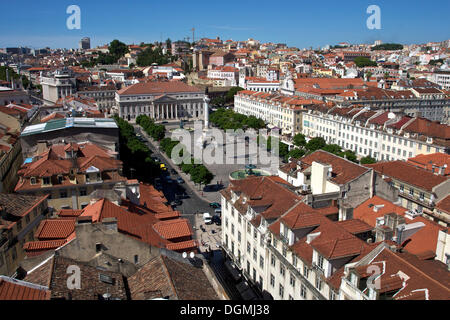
[214,208,222,216]
[170,169,177,175]
[212,215,221,226]
[203,212,213,225]
[176,177,184,184]
[209,202,221,209]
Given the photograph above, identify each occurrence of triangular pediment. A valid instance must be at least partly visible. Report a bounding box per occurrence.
[153,95,178,103]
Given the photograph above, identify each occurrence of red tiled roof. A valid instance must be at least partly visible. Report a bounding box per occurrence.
[436,195,450,214]
[365,161,448,192]
[300,150,370,185]
[35,219,75,240]
[354,196,447,255]
[0,278,50,300]
[336,219,373,235]
[153,219,193,240]
[117,81,203,95]
[165,240,199,251]
[407,153,450,176]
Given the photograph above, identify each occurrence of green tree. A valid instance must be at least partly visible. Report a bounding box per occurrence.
[287,148,305,160]
[278,142,290,159]
[306,137,326,152]
[339,150,358,163]
[371,43,404,51]
[225,86,244,103]
[321,144,342,155]
[166,38,172,51]
[109,40,129,60]
[293,133,306,147]
[360,156,377,164]
[354,57,377,68]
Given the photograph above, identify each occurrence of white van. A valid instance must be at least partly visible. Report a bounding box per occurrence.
[203,212,212,224]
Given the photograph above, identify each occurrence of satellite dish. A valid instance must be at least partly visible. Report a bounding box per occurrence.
[182,252,187,259]
[189,252,195,259]
[388,112,395,119]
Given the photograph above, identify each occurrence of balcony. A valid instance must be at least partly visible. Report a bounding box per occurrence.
[341,278,371,300]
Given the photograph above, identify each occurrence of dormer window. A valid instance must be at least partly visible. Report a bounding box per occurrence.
[57,175,63,184]
[317,254,324,270]
[43,177,50,185]
[30,177,36,185]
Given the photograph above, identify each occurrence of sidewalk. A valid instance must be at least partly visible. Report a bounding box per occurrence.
[134,124,218,204]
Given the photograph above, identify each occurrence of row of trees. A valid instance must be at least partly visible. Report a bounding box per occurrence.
[211,86,245,106]
[287,134,377,164]
[113,116,160,181]
[210,108,266,131]
[371,43,404,51]
[354,57,378,68]
[159,138,214,187]
[136,115,165,141]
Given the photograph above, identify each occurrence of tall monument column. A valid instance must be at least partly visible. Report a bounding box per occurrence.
[203,96,210,129]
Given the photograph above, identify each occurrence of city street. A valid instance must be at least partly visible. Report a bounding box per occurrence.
[134,123,262,300]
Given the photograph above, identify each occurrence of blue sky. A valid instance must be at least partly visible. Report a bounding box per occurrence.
[1,0,449,49]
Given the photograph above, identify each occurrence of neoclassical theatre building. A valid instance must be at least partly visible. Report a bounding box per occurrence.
[115,80,207,121]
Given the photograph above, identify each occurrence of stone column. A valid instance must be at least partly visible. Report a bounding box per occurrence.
[171,104,174,119]
[203,97,210,129]
[166,104,169,120]
[175,104,178,119]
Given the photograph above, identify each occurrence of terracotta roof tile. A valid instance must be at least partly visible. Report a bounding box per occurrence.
[365,161,448,192]
[0,277,50,300]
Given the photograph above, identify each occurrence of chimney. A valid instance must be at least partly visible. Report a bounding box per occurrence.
[90,197,100,206]
[102,217,118,232]
[439,164,447,176]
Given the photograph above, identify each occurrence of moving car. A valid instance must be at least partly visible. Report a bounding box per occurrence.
[171,199,182,206]
[209,202,221,209]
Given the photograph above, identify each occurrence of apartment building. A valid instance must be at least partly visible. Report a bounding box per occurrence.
[14,142,127,211]
[207,66,239,86]
[0,194,49,276]
[77,85,117,112]
[365,161,450,227]
[116,81,206,121]
[430,71,450,90]
[278,150,396,219]
[20,117,119,159]
[220,175,391,300]
[240,77,280,93]
[40,69,77,105]
[23,184,198,257]
[302,106,449,161]
[0,114,22,193]
[234,90,318,136]
[220,175,450,300]
[339,242,450,300]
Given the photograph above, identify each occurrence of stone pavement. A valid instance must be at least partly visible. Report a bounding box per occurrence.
[192,213,222,253]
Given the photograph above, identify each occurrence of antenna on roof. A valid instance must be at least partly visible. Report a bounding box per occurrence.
[189,252,195,259]
[182,252,187,259]
[388,112,395,119]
